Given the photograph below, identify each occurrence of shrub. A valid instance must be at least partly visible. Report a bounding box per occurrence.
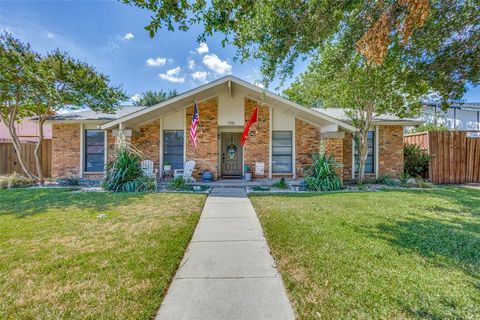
[272,178,289,189]
[304,151,342,191]
[102,141,155,192]
[404,144,430,178]
[63,176,80,186]
[399,172,410,185]
[169,176,187,190]
[374,175,389,184]
[251,186,270,191]
[0,173,36,189]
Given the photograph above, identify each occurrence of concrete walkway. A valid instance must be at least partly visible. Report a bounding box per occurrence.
[156,187,295,320]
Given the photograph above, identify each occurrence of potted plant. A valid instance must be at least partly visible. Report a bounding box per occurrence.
[244,165,252,181]
[202,169,213,181]
[163,160,171,171]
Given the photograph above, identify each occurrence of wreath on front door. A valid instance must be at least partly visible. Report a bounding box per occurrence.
[227,143,237,160]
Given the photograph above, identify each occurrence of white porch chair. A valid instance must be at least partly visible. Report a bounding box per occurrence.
[173,160,196,182]
[141,160,158,186]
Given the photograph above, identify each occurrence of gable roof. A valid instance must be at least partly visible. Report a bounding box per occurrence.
[98,76,356,131]
[313,108,421,125]
[45,76,422,129]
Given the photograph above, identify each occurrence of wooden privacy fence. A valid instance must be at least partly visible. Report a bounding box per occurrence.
[0,140,52,177]
[404,131,480,184]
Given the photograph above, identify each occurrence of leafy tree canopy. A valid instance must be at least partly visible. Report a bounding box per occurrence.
[123,0,479,103]
[0,32,127,182]
[133,89,177,106]
[285,41,429,181]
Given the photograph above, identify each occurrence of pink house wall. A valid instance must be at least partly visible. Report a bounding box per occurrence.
[0,119,52,142]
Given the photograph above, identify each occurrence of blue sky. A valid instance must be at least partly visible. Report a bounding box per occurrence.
[0,0,478,103]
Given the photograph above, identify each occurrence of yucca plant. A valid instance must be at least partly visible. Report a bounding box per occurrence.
[304,149,342,191]
[102,135,155,192]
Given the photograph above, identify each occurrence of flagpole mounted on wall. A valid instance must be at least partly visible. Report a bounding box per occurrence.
[241,104,259,146]
[190,100,199,149]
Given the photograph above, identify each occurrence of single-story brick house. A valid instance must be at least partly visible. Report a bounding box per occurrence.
[45,76,419,181]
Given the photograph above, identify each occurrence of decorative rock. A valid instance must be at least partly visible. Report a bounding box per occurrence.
[97,214,107,219]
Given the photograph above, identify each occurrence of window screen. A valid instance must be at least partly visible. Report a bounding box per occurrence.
[272,131,293,174]
[85,130,105,172]
[163,130,184,170]
[354,131,375,174]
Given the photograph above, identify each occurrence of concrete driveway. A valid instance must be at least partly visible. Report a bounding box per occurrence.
[156,187,295,320]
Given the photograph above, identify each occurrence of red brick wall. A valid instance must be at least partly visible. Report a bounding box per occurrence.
[243,99,270,178]
[51,124,80,178]
[378,125,404,178]
[106,130,116,164]
[131,119,160,170]
[295,118,321,177]
[324,137,344,178]
[186,98,218,179]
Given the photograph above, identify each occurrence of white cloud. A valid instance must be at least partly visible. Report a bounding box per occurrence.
[130,93,141,103]
[46,32,55,39]
[252,81,265,89]
[158,66,185,83]
[146,57,167,67]
[122,32,134,41]
[167,66,181,75]
[191,71,208,82]
[196,42,209,54]
[187,58,196,69]
[202,54,232,74]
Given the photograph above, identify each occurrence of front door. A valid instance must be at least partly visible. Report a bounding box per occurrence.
[221,132,243,177]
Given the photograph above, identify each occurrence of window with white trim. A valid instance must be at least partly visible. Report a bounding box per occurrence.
[354,131,375,174]
[272,131,293,174]
[163,130,184,170]
[84,129,105,172]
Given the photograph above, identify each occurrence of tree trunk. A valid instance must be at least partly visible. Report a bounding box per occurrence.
[0,110,38,180]
[34,115,46,185]
[357,130,369,183]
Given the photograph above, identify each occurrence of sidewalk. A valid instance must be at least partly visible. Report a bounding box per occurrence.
[156,187,295,320]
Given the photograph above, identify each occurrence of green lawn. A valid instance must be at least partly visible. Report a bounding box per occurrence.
[0,188,206,319]
[250,188,480,319]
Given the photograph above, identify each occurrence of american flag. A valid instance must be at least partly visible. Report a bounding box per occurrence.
[190,101,199,148]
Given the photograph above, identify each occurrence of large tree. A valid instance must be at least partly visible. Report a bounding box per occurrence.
[285,43,428,181]
[0,33,127,183]
[0,33,39,179]
[123,0,479,101]
[123,0,478,181]
[133,89,177,106]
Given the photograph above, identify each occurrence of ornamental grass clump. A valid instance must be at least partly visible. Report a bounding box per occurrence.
[102,136,155,192]
[305,150,342,192]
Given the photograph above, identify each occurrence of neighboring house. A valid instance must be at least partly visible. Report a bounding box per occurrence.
[420,102,480,130]
[0,119,52,142]
[44,76,419,181]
